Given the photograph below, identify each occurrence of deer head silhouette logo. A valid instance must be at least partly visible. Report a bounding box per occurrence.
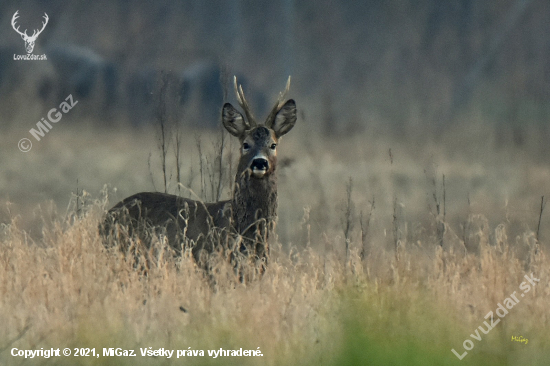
[11,10,49,54]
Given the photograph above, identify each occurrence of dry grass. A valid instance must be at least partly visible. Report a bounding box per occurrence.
[1,126,550,365]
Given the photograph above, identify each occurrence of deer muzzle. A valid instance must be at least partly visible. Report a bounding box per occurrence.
[250,157,269,178]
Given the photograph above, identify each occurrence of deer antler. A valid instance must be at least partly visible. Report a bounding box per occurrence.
[233,76,256,128]
[31,13,49,39]
[265,76,291,128]
[11,11,28,37]
[11,11,48,40]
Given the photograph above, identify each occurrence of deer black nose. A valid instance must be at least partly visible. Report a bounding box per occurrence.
[251,158,269,171]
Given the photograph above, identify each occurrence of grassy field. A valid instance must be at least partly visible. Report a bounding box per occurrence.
[1,124,550,365]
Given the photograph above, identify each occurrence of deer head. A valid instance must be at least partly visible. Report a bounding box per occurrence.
[223,76,296,179]
[12,11,49,54]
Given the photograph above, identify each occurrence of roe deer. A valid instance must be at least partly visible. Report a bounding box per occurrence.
[102,76,296,275]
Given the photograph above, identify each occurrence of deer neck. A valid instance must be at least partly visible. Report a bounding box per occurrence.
[231,170,278,240]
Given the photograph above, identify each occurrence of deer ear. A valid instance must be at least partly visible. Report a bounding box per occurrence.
[222,103,247,138]
[272,99,297,137]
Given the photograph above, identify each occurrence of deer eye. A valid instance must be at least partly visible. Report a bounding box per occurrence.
[270,143,277,150]
[243,143,251,151]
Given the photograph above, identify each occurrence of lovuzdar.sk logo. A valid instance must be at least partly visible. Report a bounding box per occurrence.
[12,10,48,61]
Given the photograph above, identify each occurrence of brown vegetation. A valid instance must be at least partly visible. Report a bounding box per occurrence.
[1,124,550,364]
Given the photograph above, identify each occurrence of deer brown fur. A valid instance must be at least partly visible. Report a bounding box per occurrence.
[102,77,296,274]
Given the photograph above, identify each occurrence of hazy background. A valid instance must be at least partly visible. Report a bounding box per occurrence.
[1,0,550,248]
[1,0,549,131]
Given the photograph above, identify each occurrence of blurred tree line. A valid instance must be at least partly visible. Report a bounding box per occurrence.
[0,0,548,143]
